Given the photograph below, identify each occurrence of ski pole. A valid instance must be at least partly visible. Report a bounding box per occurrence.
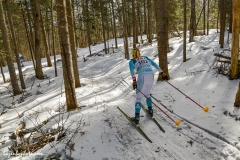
[165,81,209,112]
[122,79,181,126]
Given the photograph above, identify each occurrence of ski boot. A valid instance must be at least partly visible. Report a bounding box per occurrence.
[148,107,153,117]
[131,113,140,125]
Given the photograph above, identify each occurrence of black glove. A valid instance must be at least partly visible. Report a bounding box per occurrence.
[160,72,169,80]
[132,76,137,90]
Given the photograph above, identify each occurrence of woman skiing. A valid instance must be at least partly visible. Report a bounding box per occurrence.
[19,53,24,67]
[128,48,169,124]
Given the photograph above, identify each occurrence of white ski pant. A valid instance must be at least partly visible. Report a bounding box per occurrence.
[136,73,154,103]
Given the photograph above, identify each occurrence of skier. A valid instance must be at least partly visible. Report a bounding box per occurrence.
[19,53,24,67]
[129,48,169,124]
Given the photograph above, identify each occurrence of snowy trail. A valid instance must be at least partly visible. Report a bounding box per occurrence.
[76,46,239,159]
[110,82,225,160]
[80,64,229,160]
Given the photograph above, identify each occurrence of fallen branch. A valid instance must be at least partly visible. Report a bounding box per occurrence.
[9,136,54,153]
[16,121,25,139]
[32,127,62,141]
[214,53,240,62]
[217,60,240,66]
[18,120,48,136]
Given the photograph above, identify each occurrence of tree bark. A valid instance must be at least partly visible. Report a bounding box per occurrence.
[111,0,118,48]
[219,0,227,48]
[25,0,35,55]
[147,0,152,43]
[143,0,147,35]
[154,0,170,81]
[203,0,206,35]
[189,0,196,42]
[100,0,107,54]
[183,0,187,62]
[132,0,137,48]
[51,0,57,77]
[34,0,44,79]
[40,10,52,67]
[207,0,210,35]
[122,0,129,60]
[20,0,36,71]
[84,0,92,55]
[56,0,79,111]
[229,0,240,79]
[0,0,21,95]
[5,0,26,89]
[228,0,233,33]
[66,0,81,88]
[137,1,143,42]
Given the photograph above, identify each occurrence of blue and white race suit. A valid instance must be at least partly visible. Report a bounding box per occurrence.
[129,56,163,113]
[19,53,24,66]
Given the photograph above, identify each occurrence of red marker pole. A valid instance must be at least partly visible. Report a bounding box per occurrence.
[165,81,209,112]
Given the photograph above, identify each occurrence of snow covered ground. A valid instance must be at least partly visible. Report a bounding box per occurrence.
[0,30,240,160]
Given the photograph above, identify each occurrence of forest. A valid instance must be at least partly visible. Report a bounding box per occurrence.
[0,0,240,159]
[0,0,239,109]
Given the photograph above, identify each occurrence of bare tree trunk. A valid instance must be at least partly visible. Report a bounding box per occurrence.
[127,5,131,37]
[228,0,233,33]
[137,1,143,42]
[154,0,170,81]
[40,10,52,67]
[100,0,107,54]
[147,0,152,43]
[217,10,219,33]
[34,0,44,79]
[51,0,57,77]
[132,0,137,48]
[72,0,79,48]
[122,0,129,60]
[207,0,210,35]
[189,0,196,42]
[20,1,36,70]
[219,0,227,48]
[66,0,81,88]
[183,0,187,62]
[111,0,118,48]
[84,0,92,55]
[0,0,21,95]
[109,2,114,40]
[106,10,110,54]
[203,0,206,35]
[143,0,147,35]
[46,9,51,54]
[229,0,240,79]
[5,0,26,89]
[25,0,35,55]
[56,0,79,111]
